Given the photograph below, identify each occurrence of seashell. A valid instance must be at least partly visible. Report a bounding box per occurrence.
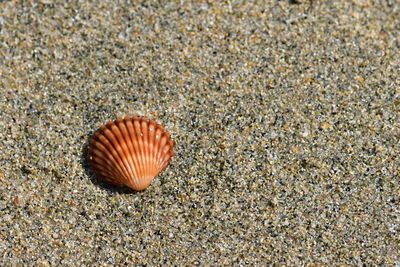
[88,116,175,191]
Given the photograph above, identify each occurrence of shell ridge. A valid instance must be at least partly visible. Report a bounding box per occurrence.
[128,118,147,188]
[160,137,174,170]
[99,128,133,186]
[108,123,138,187]
[158,146,172,170]
[90,139,131,184]
[115,120,141,188]
[133,118,148,187]
[140,119,150,179]
[147,120,157,178]
[90,149,125,180]
[155,134,169,169]
[152,127,164,174]
[91,162,123,185]
[122,118,142,187]
[141,117,153,188]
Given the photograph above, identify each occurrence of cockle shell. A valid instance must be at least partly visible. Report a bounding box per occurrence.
[88,116,175,191]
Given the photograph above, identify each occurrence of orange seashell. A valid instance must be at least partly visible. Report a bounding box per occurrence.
[88,116,175,191]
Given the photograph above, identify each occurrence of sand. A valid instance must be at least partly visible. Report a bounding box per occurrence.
[0,0,399,265]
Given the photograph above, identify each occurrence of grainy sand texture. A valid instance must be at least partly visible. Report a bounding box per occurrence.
[0,0,399,265]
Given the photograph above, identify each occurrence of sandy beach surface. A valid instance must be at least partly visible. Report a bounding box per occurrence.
[0,0,399,265]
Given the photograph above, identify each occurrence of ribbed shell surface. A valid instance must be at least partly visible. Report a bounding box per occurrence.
[88,116,175,191]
